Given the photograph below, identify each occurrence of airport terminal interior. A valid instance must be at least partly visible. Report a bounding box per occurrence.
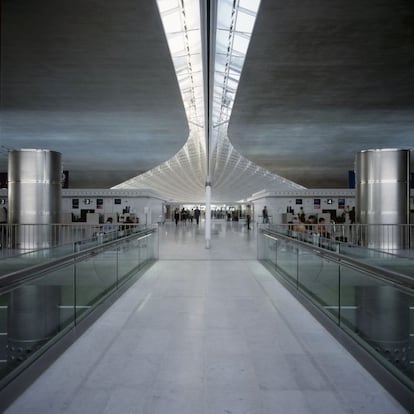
[1,0,414,412]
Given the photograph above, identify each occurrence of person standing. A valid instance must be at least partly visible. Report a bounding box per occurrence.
[102,217,115,233]
[174,208,180,226]
[349,206,356,224]
[262,206,269,223]
[298,206,305,223]
[246,205,252,230]
[0,207,7,248]
[194,207,201,225]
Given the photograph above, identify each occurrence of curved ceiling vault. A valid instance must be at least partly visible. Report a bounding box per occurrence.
[113,0,304,202]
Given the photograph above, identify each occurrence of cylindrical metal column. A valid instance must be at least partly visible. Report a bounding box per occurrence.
[355,148,410,250]
[356,286,409,370]
[7,149,62,365]
[355,149,410,373]
[7,285,61,365]
[8,149,62,249]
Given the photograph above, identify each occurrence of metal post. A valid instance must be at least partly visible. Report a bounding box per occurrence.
[205,179,211,249]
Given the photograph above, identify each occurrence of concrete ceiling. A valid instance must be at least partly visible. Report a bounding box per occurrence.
[1,0,414,192]
[229,0,414,188]
[0,0,188,188]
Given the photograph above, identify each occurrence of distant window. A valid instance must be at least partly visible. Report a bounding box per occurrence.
[114,199,122,205]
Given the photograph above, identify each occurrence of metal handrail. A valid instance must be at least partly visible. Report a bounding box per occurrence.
[0,228,156,293]
[266,222,413,255]
[0,223,151,258]
[262,228,414,291]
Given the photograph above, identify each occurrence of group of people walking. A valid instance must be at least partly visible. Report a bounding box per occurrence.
[174,207,201,226]
[172,205,271,229]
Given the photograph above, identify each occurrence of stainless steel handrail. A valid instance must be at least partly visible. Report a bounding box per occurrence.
[0,228,156,293]
[266,222,413,254]
[0,223,152,258]
[262,229,414,291]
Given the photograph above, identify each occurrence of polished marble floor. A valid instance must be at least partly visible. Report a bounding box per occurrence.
[5,221,407,413]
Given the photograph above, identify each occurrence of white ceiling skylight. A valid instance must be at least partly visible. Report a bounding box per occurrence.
[113,0,304,202]
[157,0,205,135]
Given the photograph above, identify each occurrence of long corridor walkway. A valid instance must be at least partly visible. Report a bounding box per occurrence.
[5,221,406,413]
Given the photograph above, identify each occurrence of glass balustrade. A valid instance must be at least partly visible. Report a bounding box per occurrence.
[259,228,414,395]
[0,224,150,275]
[0,228,157,392]
[268,224,414,277]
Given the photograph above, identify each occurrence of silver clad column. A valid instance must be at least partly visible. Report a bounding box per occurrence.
[7,149,62,365]
[7,285,61,365]
[8,149,62,249]
[356,286,409,371]
[355,149,410,373]
[355,149,410,250]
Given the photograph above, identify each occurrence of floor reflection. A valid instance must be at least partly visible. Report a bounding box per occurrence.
[159,219,256,260]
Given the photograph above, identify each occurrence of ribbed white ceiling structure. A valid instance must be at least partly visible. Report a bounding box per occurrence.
[113,0,304,202]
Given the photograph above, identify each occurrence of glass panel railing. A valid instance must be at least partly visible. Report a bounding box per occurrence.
[0,247,73,277]
[0,224,152,276]
[297,248,340,322]
[0,264,76,388]
[340,266,414,391]
[338,244,414,277]
[118,239,140,285]
[259,228,414,397]
[0,224,96,258]
[268,224,414,278]
[74,247,118,322]
[139,235,149,264]
[274,238,298,287]
[0,228,158,393]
